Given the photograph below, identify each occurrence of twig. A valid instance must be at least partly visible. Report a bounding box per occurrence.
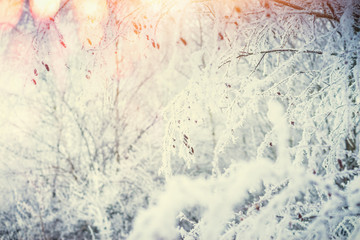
[219,48,337,69]
[271,0,340,22]
[122,115,159,158]
[249,53,266,76]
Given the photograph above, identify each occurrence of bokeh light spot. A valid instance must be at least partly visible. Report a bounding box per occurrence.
[29,0,61,19]
[0,0,24,30]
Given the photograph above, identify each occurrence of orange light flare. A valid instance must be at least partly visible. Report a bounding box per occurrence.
[29,0,61,20]
[73,0,108,48]
[0,0,24,31]
[73,0,108,24]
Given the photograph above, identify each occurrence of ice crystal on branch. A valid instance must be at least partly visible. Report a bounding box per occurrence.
[0,0,359,239]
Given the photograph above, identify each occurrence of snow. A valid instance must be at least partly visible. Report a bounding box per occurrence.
[0,0,359,239]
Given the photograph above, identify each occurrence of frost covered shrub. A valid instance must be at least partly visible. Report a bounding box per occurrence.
[1,0,360,239]
[130,0,360,239]
[0,0,165,239]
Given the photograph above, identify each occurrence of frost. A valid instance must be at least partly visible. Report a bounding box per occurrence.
[0,0,360,239]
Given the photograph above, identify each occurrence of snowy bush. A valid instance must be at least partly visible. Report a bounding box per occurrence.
[0,0,359,239]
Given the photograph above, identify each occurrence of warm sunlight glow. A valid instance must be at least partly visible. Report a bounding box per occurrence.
[73,0,108,24]
[0,0,23,30]
[73,0,108,48]
[29,0,61,19]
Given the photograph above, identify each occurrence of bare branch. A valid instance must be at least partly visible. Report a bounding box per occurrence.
[122,115,159,159]
[271,0,340,22]
[219,49,338,69]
